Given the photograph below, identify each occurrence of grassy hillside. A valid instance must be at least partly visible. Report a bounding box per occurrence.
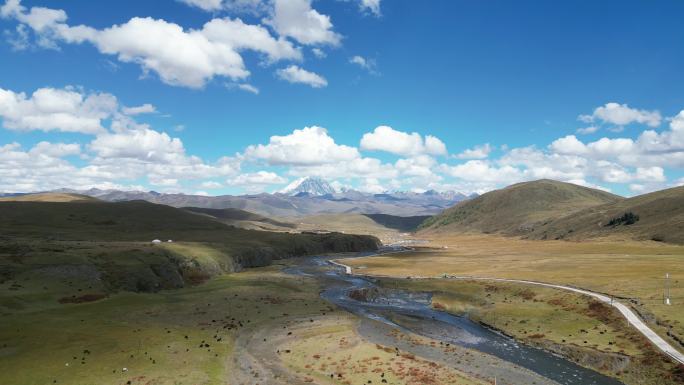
[525,185,684,244]
[0,200,379,294]
[362,213,431,232]
[182,206,296,231]
[0,192,97,202]
[420,179,621,235]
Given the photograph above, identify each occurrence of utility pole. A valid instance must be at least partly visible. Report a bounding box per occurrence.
[665,273,671,306]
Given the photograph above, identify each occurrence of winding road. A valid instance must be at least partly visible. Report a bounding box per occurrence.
[334,259,684,365]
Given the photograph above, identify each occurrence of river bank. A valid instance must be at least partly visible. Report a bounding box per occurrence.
[334,251,684,384]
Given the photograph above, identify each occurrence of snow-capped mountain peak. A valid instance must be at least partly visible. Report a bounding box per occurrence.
[280,177,336,196]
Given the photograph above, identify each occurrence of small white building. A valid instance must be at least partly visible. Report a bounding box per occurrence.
[152,239,162,244]
[167,240,173,243]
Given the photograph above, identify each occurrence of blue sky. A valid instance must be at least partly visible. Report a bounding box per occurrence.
[1,0,683,196]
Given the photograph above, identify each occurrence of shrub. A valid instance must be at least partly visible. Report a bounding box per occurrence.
[606,212,639,227]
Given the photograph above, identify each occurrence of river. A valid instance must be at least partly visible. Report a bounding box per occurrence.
[286,251,625,385]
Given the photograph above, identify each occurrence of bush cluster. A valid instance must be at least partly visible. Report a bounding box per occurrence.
[606,212,639,227]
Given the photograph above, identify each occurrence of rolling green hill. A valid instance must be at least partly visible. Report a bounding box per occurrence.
[420,179,622,235]
[0,200,379,294]
[525,185,684,244]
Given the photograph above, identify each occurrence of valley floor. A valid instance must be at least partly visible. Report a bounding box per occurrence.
[4,235,684,385]
[342,234,684,384]
[0,257,530,385]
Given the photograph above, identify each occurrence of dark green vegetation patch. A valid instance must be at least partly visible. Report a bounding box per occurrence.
[362,214,432,232]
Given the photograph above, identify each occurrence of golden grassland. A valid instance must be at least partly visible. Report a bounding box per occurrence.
[378,278,682,384]
[281,317,487,385]
[293,213,404,243]
[343,234,684,375]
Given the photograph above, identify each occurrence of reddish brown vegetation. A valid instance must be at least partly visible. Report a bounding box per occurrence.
[58,293,107,304]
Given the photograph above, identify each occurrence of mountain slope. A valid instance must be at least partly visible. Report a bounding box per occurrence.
[525,185,684,244]
[362,214,432,232]
[182,207,296,231]
[420,179,622,235]
[281,176,335,196]
[0,192,97,202]
[0,200,379,293]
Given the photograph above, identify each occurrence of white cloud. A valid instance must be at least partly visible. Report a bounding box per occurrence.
[2,1,302,88]
[349,55,377,73]
[122,103,156,115]
[0,86,117,134]
[30,141,81,157]
[635,166,666,182]
[579,102,661,128]
[229,171,287,186]
[359,0,381,16]
[265,0,341,46]
[237,83,259,94]
[443,160,523,183]
[245,126,359,165]
[311,47,326,58]
[178,0,224,11]
[286,156,397,180]
[179,0,269,15]
[276,65,327,88]
[4,23,29,50]
[357,177,385,194]
[576,126,598,135]
[549,135,589,155]
[89,128,186,163]
[456,143,491,159]
[394,155,437,177]
[360,126,447,156]
[200,180,223,189]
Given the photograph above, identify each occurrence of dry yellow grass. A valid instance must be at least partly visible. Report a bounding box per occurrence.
[294,213,403,243]
[281,317,487,385]
[344,234,684,348]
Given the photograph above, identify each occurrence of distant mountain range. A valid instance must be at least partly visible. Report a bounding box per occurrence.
[42,177,473,217]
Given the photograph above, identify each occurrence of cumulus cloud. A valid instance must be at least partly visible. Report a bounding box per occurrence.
[0,85,242,192]
[229,171,287,186]
[0,86,116,134]
[265,0,341,46]
[245,126,359,165]
[456,143,492,159]
[394,155,437,177]
[276,65,327,88]
[579,102,661,128]
[2,0,302,88]
[30,141,81,157]
[443,160,522,184]
[360,126,447,156]
[89,128,186,163]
